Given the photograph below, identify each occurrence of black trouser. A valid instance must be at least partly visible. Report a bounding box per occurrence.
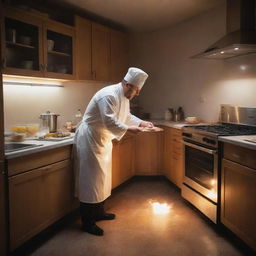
[80,201,105,227]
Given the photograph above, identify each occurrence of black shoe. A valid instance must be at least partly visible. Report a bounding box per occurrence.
[82,224,104,236]
[97,213,116,221]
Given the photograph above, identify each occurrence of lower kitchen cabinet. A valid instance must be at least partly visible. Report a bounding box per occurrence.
[221,143,256,250]
[112,134,135,189]
[134,131,163,175]
[7,145,77,251]
[163,127,183,188]
[163,127,172,179]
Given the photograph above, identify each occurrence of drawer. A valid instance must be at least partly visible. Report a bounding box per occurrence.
[172,145,182,154]
[223,143,256,170]
[8,145,72,176]
[171,128,182,137]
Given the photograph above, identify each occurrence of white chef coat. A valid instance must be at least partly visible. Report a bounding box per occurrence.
[74,83,142,203]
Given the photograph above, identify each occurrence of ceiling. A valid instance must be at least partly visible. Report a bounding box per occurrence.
[50,0,225,32]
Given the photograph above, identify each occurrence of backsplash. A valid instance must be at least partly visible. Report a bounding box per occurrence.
[3,80,105,131]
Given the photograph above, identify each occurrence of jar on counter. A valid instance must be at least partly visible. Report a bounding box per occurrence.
[164,109,171,121]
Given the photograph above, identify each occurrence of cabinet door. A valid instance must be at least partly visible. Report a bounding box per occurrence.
[135,131,164,175]
[221,159,256,250]
[43,20,75,79]
[92,23,110,81]
[170,128,183,188]
[2,7,44,77]
[112,135,134,189]
[9,159,73,251]
[118,136,134,183]
[163,127,172,180]
[110,29,128,82]
[75,16,92,80]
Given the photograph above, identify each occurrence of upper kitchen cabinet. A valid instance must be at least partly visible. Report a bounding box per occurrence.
[110,29,128,83]
[1,6,75,79]
[43,20,75,79]
[2,7,43,77]
[91,22,110,81]
[75,16,92,80]
[75,15,129,82]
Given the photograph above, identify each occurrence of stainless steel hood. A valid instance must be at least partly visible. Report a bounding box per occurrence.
[192,0,256,59]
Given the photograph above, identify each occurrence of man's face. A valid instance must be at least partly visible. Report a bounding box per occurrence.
[124,83,140,100]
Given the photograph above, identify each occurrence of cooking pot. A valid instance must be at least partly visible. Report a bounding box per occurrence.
[39,111,59,132]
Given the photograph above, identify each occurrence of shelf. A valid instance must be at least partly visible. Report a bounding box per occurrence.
[6,41,35,49]
[48,50,71,57]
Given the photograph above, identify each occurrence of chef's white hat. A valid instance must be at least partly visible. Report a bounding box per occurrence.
[124,67,148,89]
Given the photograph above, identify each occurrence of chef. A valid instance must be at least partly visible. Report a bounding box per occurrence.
[74,67,153,236]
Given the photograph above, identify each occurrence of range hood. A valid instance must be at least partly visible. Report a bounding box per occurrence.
[192,0,256,59]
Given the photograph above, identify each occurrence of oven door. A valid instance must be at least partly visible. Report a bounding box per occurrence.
[183,141,218,203]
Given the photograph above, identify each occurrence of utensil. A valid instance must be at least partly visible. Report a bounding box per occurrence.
[39,111,60,133]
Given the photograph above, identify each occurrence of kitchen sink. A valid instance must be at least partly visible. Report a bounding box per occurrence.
[5,143,42,153]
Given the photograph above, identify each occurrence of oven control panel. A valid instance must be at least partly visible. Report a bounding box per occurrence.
[182,132,218,148]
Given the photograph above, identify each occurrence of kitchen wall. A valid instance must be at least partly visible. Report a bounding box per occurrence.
[3,80,105,131]
[129,3,256,122]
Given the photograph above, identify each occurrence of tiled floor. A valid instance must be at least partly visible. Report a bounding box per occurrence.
[25,177,252,256]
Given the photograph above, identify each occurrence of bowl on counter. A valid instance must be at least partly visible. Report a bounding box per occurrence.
[10,133,26,142]
[185,116,200,124]
[11,124,39,137]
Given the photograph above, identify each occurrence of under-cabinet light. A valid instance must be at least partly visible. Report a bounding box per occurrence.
[3,81,63,87]
[3,74,66,87]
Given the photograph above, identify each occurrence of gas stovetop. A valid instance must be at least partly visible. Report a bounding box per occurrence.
[184,123,256,136]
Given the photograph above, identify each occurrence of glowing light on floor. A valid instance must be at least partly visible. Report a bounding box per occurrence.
[210,179,216,185]
[151,202,171,215]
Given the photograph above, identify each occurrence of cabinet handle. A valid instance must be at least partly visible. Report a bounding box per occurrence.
[92,71,96,79]
[40,64,44,72]
[2,58,6,69]
[44,64,48,72]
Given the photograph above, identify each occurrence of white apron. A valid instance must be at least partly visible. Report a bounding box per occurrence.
[74,83,141,203]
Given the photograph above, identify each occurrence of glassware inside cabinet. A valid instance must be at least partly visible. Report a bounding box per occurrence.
[4,17,40,71]
[46,30,73,74]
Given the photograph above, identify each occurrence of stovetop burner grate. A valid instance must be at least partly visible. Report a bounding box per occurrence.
[184,123,256,136]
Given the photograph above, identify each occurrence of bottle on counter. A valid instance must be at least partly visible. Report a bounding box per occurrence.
[177,107,185,121]
[75,109,83,125]
[168,108,174,121]
[164,109,171,121]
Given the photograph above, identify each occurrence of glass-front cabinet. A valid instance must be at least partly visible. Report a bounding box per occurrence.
[44,21,75,79]
[2,6,75,79]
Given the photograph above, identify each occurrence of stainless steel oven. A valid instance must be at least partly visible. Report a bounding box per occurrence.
[181,134,219,223]
[183,141,218,203]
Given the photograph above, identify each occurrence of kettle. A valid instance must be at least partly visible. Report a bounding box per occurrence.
[39,111,60,133]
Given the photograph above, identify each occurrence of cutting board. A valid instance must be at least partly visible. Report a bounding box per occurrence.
[141,126,163,132]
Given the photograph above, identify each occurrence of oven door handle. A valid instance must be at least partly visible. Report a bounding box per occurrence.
[182,141,217,155]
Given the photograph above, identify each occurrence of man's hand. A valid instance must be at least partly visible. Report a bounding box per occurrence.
[139,121,154,128]
[127,126,143,134]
